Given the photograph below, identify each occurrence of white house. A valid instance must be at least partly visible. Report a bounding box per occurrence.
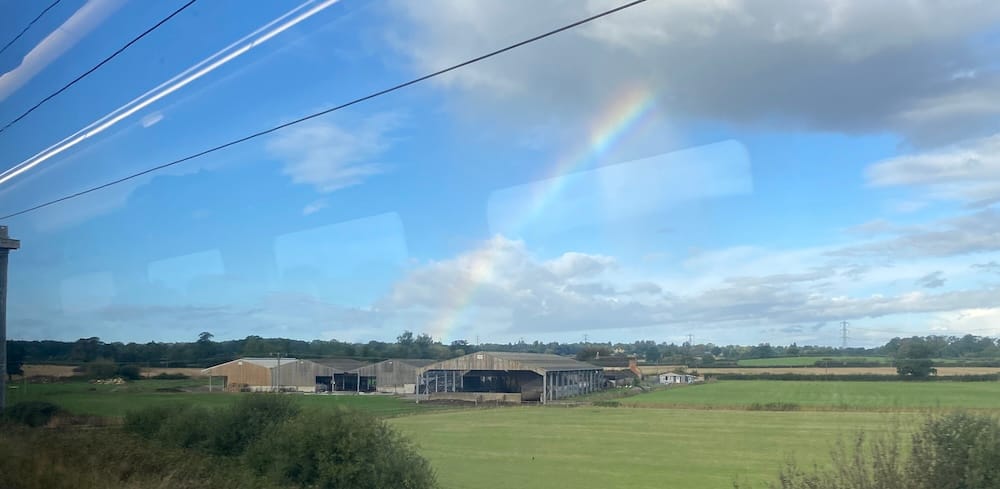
[659,372,701,385]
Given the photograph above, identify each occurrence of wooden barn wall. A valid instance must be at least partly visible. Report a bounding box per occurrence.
[206,363,271,388]
[273,361,335,387]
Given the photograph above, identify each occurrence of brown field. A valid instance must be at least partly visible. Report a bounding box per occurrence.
[22,364,77,378]
[638,365,1000,376]
[21,364,206,378]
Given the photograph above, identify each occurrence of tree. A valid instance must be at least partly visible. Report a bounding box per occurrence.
[6,341,24,380]
[643,346,662,364]
[895,337,937,377]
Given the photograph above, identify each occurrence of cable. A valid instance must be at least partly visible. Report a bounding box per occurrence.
[0,0,648,221]
[0,0,62,57]
[0,0,197,136]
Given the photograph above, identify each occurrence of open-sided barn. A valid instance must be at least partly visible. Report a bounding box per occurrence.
[417,352,603,403]
[314,358,370,391]
[354,359,436,394]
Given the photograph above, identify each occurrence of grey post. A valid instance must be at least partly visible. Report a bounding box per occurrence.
[0,226,20,411]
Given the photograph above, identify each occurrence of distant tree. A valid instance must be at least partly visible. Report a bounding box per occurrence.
[787,343,800,356]
[576,346,612,361]
[895,337,937,377]
[6,341,24,380]
[643,346,662,364]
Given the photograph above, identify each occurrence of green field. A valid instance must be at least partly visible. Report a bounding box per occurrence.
[736,356,890,367]
[392,407,907,489]
[6,379,436,417]
[625,380,1000,410]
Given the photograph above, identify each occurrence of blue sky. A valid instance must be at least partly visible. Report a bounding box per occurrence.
[1,0,1000,346]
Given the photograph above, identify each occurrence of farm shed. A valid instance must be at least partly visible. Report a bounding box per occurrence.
[417,352,603,404]
[353,359,436,394]
[201,358,334,392]
[659,373,701,385]
[314,358,371,392]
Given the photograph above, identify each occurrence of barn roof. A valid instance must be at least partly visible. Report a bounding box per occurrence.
[313,358,369,372]
[418,351,601,375]
[200,357,301,374]
[353,358,436,375]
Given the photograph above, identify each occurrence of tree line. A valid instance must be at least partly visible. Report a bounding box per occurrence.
[7,332,999,372]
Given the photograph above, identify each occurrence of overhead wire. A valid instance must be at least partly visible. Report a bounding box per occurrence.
[0,0,648,221]
[0,0,62,57]
[0,0,198,135]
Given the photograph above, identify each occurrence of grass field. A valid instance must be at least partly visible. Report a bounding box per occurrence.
[624,380,1000,410]
[392,407,909,489]
[6,379,437,417]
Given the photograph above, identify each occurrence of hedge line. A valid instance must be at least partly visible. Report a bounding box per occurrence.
[708,373,1000,382]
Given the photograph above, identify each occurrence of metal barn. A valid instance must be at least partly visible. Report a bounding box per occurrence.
[417,352,603,404]
[354,359,436,394]
[314,358,371,392]
[202,357,334,392]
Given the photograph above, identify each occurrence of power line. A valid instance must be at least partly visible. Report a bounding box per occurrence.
[0,0,648,222]
[0,0,62,58]
[0,0,197,136]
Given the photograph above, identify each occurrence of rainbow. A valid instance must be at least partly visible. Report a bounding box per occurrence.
[425,86,659,341]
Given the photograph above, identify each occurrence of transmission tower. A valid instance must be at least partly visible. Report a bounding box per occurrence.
[840,321,849,349]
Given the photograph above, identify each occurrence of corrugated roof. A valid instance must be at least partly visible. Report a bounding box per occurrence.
[419,351,600,374]
[485,352,600,371]
[313,358,369,371]
[201,357,300,373]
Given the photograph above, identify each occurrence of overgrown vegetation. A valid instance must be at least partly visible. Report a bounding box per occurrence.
[740,411,1000,489]
[2,400,63,427]
[124,394,438,488]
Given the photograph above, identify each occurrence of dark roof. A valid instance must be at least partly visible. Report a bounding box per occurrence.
[602,369,638,379]
[419,351,601,374]
[313,358,370,371]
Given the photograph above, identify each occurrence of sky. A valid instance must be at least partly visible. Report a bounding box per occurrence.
[1,0,999,346]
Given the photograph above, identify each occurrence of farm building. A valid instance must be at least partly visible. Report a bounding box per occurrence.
[314,358,371,392]
[659,372,701,385]
[354,359,436,394]
[417,352,603,404]
[202,357,337,392]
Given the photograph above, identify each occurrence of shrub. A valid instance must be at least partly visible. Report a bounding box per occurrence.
[739,411,1000,489]
[151,372,189,380]
[245,408,437,489]
[3,401,63,427]
[593,400,621,407]
[124,404,187,438]
[80,360,118,379]
[116,365,142,380]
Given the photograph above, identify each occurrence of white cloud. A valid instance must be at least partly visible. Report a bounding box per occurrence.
[867,133,1000,205]
[389,0,1000,143]
[140,112,164,128]
[301,198,328,215]
[378,234,1000,338]
[267,113,400,192]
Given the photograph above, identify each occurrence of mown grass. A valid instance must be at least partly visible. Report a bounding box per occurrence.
[7,379,439,417]
[624,380,1000,410]
[392,407,912,489]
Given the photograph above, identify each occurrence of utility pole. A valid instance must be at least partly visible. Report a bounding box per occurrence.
[841,321,849,349]
[0,226,20,411]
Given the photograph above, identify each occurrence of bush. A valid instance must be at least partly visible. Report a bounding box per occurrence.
[739,411,1000,489]
[80,360,119,379]
[151,372,189,380]
[245,408,437,489]
[3,401,63,427]
[116,365,142,380]
[126,394,300,456]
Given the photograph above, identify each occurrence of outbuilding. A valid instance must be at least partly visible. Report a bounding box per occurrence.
[417,352,603,404]
[659,372,701,385]
[354,359,436,394]
[202,357,336,392]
